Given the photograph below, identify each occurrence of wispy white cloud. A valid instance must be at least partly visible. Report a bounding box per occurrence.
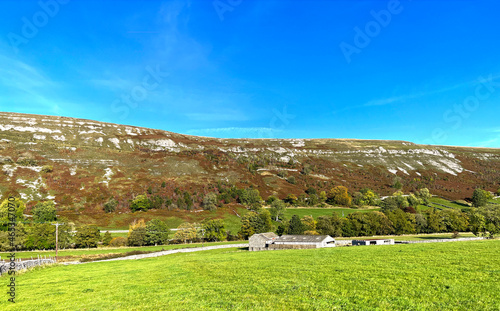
[89,77,134,92]
[362,74,500,108]
[364,96,406,107]
[0,53,85,116]
[475,136,500,148]
[186,110,249,122]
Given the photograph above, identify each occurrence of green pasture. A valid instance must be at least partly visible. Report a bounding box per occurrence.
[336,232,478,241]
[2,240,499,310]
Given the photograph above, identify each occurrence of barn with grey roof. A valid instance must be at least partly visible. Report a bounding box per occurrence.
[249,233,335,251]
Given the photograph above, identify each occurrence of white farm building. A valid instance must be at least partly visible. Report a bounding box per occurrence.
[352,239,395,246]
[249,233,335,251]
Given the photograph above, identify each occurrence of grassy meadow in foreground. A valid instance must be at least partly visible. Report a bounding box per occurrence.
[1,240,499,310]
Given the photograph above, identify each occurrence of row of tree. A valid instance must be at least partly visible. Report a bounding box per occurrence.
[106,185,264,213]
[237,204,500,239]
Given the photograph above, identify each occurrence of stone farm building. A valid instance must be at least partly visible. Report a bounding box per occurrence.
[352,239,395,246]
[249,232,279,251]
[249,233,335,251]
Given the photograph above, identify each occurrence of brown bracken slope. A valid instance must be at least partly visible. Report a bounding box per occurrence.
[1,111,499,222]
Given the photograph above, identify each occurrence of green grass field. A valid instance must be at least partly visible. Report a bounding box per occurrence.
[428,197,469,209]
[489,198,500,204]
[2,240,499,310]
[0,241,238,261]
[283,207,379,219]
[336,232,478,241]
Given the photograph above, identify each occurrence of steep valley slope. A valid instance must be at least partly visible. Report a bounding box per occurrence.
[1,111,499,225]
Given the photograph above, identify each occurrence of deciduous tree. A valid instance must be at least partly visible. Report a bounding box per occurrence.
[32,200,57,222]
[75,225,100,248]
[173,223,198,243]
[202,219,226,242]
[128,219,147,246]
[145,219,170,245]
[327,186,352,206]
[472,188,488,207]
[286,215,305,235]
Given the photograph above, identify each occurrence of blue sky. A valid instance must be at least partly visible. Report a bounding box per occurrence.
[1,0,499,147]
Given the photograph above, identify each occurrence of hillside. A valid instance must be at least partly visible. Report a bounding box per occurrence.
[1,111,499,225]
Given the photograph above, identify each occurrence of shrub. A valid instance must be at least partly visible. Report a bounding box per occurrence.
[109,237,127,247]
[277,171,288,178]
[226,231,239,241]
[202,192,218,211]
[102,231,112,246]
[352,192,365,207]
[407,193,421,207]
[151,195,164,209]
[25,223,55,250]
[75,225,101,248]
[301,215,316,231]
[360,189,378,206]
[183,191,193,210]
[304,230,319,235]
[381,197,399,213]
[305,187,317,195]
[308,194,319,206]
[16,157,38,166]
[0,156,13,164]
[41,165,53,173]
[416,188,431,205]
[103,197,118,213]
[130,194,152,212]
[393,177,403,190]
[266,195,278,205]
[284,194,298,205]
[319,191,327,203]
[327,186,352,206]
[301,165,311,175]
[287,176,296,184]
[128,219,147,246]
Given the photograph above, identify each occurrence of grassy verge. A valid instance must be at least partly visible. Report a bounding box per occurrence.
[2,240,499,310]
